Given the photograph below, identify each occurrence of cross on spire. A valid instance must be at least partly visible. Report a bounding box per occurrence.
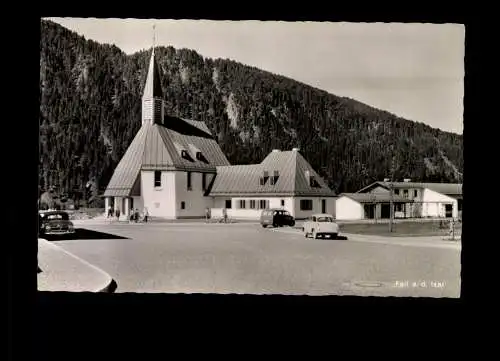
[152,24,156,52]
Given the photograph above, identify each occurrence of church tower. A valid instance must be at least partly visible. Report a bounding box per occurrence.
[142,27,165,125]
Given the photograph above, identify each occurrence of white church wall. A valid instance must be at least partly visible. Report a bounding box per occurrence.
[141,170,177,219]
[175,171,214,218]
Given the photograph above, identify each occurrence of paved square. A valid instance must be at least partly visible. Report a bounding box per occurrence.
[54,222,461,297]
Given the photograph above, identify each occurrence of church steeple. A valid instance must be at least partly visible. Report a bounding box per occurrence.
[142,24,165,125]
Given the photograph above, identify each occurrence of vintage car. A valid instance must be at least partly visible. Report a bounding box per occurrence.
[303,213,339,239]
[39,210,75,236]
[260,208,296,228]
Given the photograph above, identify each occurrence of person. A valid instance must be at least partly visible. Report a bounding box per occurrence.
[449,218,455,239]
[107,206,113,218]
[134,208,139,223]
[116,208,120,220]
[143,207,149,223]
[129,208,134,223]
[222,207,228,223]
[205,207,211,222]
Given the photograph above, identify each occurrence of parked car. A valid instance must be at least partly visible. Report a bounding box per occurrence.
[260,208,296,228]
[39,210,75,236]
[303,213,339,239]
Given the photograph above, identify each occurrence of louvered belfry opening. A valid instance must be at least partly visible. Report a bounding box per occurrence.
[154,98,162,123]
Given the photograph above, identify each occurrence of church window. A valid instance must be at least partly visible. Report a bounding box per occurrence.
[154,171,161,187]
[187,172,192,191]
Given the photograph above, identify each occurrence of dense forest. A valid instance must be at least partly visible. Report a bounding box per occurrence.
[39,20,463,206]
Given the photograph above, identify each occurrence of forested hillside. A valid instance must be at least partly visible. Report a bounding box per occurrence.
[39,20,463,206]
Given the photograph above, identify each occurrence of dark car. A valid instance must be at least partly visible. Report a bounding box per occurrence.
[39,210,75,236]
[260,208,296,228]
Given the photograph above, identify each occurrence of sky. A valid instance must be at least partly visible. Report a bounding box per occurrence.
[45,18,464,134]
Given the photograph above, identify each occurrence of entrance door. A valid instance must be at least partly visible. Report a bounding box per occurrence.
[381,204,391,219]
[445,204,453,218]
[322,199,327,213]
[364,204,375,219]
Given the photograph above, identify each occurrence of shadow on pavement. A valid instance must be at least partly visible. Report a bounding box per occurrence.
[336,235,349,240]
[43,228,130,241]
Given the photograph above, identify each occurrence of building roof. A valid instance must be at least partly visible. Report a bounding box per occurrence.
[104,120,230,197]
[142,48,163,99]
[340,193,413,203]
[356,181,462,196]
[208,149,336,197]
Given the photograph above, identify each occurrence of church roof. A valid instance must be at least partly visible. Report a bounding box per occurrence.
[208,149,336,197]
[104,119,230,197]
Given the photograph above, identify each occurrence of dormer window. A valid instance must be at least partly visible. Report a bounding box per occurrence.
[305,170,319,187]
[309,175,320,188]
[174,142,193,161]
[270,170,279,185]
[188,144,208,163]
[260,170,269,185]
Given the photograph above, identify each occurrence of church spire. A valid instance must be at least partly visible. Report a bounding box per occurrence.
[142,24,165,125]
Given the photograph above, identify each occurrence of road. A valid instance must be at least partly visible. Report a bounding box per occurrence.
[51,222,461,297]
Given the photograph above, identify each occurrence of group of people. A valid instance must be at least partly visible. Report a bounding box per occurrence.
[107,206,149,223]
[205,207,228,223]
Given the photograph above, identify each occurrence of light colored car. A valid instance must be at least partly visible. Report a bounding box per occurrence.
[303,214,339,239]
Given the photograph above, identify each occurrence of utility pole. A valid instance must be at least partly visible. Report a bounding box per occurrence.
[389,180,394,233]
[389,152,396,233]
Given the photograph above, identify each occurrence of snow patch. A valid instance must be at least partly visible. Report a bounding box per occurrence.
[239,130,251,142]
[439,150,461,179]
[100,128,113,155]
[424,157,438,173]
[179,62,190,84]
[212,67,221,92]
[225,92,239,129]
[252,125,261,141]
[283,128,298,139]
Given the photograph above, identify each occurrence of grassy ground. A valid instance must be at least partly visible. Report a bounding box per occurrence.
[339,220,462,237]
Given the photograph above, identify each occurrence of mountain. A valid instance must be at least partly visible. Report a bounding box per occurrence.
[39,20,463,205]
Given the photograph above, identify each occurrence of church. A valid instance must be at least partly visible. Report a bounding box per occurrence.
[103,47,336,220]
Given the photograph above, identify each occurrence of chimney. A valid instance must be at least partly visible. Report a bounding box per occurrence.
[292,148,300,152]
[383,178,390,182]
[403,178,411,183]
[272,149,280,153]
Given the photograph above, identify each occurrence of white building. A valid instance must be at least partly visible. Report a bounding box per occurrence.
[209,149,337,220]
[336,180,462,221]
[103,46,336,220]
[335,192,412,221]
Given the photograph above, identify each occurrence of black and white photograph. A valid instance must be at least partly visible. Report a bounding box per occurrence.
[38,18,464,297]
